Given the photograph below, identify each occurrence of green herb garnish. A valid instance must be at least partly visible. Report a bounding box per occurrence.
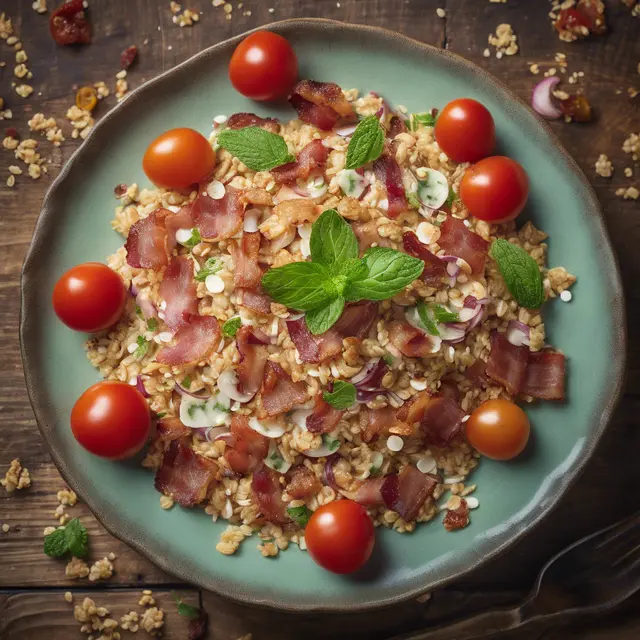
[181,375,192,389]
[491,239,544,309]
[135,305,143,318]
[222,317,242,338]
[445,187,457,208]
[322,434,341,452]
[156,412,166,419]
[432,304,459,323]
[212,402,231,413]
[417,300,440,336]
[194,258,221,282]
[406,189,421,210]
[146,317,158,332]
[134,335,149,359]
[172,592,200,619]
[187,403,205,419]
[180,228,202,249]
[287,505,313,527]
[408,112,436,130]
[262,210,424,335]
[323,380,356,410]
[217,126,295,171]
[382,352,394,367]
[269,451,283,471]
[44,518,89,558]
[344,115,385,170]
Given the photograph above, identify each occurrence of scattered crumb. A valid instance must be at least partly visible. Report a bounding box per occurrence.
[140,607,165,636]
[529,63,540,74]
[28,113,65,146]
[159,494,175,509]
[89,557,115,582]
[2,523,10,533]
[64,591,74,604]
[65,557,91,579]
[616,186,639,200]
[120,610,140,632]
[73,597,120,638]
[488,23,519,57]
[139,590,156,607]
[57,488,78,506]
[1,458,31,493]
[595,154,613,178]
[625,167,633,177]
[171,4,200,27]
[6,174,15,187]
[623,133,639,161]
[15,83,34,98]
[436,8,446,18]
[483,48,490,57]
[32,0,48,13]
[66,105,95,139]
[43,526,56,536]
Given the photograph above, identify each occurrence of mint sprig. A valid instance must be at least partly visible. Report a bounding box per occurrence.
[287,505,313,528]
[44,518,89,558]
[222,317,242,337]
[217,126,294,171]
[194,258,221,282]
[262,209,424,335]
[491,239,544,309]
[323,380,356,410]
[345,115,385,170]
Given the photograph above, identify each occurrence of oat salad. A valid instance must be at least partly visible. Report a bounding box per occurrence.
[52,32,574,574]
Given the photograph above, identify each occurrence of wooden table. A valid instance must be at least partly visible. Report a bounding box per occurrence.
[1,1,638,638]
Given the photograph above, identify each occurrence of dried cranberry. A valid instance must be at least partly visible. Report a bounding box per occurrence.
[50,0,91,46]
[443,499,470,531]
[120,45,138,71]
[188,610,208,640]
[5,128,19,139]
[560,94,592,123]
[555,0,606,37]
[114,184,128,198]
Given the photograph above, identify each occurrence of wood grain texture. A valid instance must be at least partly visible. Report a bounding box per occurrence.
[0,0,639,638]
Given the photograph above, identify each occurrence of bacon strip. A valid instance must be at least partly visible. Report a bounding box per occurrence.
[373,154,409,218]
[464,359,489,388]
[159,255,198,331]
[388,115,408,138]
[332,301,378,338]
[438,216,489,275]
[286,466,322,499]
[271,139,330,184]
[259,361,307,417]
[521,351,565,400]
[288,80,356,130]
[164,203,194,253]
[230,231,263,290]
[239,289,273,315]
[156,315,221,365]
[402,231,446,287]
[252,464,289,524]
[156,417,190,445]
[154,441,219,507]
[236,326,269,397]
[224,415,269,475]
[389,321,438,358]
[381,466,439,522]
[125,209,171,269]
[192,185,244,241]
[227,112,280,134]
[306,393,344,434]
[485,330,529,395]
[359,406,400,443]
[355,476,386,507]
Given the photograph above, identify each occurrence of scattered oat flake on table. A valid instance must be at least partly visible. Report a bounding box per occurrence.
[595,153,613,178]
[32,0,48,13]
[140,606,165,636]
[616,186,640,200]
[623,133,639,161]
[65,556,90,579]
[89,556,115,582]
[436,8,446,18]
[488,24,519,58]
[1,458,31,493]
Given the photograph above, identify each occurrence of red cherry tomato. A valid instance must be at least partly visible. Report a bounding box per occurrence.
[305,500,375,574]
[465,399,530,460]
[434,98,495,163]
[229,31,298,101]
[53,262,127,333]
[71,381,151,459]
[460,156,529,223]
[143,128,215,190]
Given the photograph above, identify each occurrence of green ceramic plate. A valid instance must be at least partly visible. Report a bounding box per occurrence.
[21,19,625,611]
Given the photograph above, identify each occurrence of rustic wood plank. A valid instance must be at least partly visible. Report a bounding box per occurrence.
[0,589,200,640]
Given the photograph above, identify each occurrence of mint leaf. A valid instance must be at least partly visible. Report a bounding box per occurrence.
[323,380,356,409]
[173,592,201,619]
[44,528,68,558]
[306,297,345,335]
[222,317,242,337]
[181,375,192,389]
[261,261,332,311]
[195,258,221,282]
[322,434,341,452]
[409,112,436,129]
[345,247,424,301]
[287,505,313,528]
[146,317,158,332]
[310,209,358,270]
[432,305,459,323]
[156,412,167,418]
[345,115,385,170]
[217,127,295,171]
[64,518,89,558]
[417,300,440,336]
[491,239,544,309]
[180,228,202,249]
[382,352,394,366]
[336,257,368,282]
[134,335,149,359]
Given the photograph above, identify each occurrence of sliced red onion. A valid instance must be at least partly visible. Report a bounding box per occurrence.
[438,323,467,343]
[356,388,388,403]
[207,426,231,441]
[217,368,255,403]
[351,358,386,386]
[215,432,237,446]
[386,390,404,406]
[129,282,138,297]
[441,256,461,287]
[371,91,390,124]
[174,383,211,400]
[467,305,487,331]
[334,123,358,137]
[291,183,311,197]
[136,375,150,398]
[322,453,341,491]
[532,77,563,119]
[136,294,157,320]
[506,320,531,347]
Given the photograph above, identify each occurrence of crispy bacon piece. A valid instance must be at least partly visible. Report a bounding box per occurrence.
[439,380,461,403]
[389,321,438,358]
[239,289,273,315]
[464,359,489,388]
[388,115,408,138]
[353,220,393,254]
[227,112,280,133]
[271,139,330,184]
[157,315,220,365]
[443,498,470,531]
[359,406,400,443]
[191,185,244,241]
[252,464,289,524]
[288,80,356,131]
[236,326,269,397]
[259,361,307,417]
[521,351,565,400]
[485,331,529,395]
[354,476,386,507]
[286,302,377,364]
[373,154,409,218]
[125,209,171,269]
[154,441,219,507]
[286,466,322,499]
[224,415,269,475]
[396,388,434,424]
[402,231,446,287]
[164,203,194,253]
[159,255,198,331]
[306,393,344,435]
[438,216,489,275]
[156,417,190,444]
[230,231,263,290]
[381,466,439,522]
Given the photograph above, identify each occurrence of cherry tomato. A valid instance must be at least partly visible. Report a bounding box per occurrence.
[143,128,215,190]
[305,500,375,574]
[71,381,151,459]
[460,156,529,223]
[465,399,530,460]
[229,32,298,101]
[53,263,127,333]
[434,98,495,163]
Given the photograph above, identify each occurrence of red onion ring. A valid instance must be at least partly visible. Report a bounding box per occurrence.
[136,294,157,319]
[506,319,531,347]
[174,383,211,400]
[322,453,342,492]
[441,256,461,287]
[532,77,563,119]
[351,358,386,386]
[334,123,358,137]
[136,375,150,398]
[291,183,311,197]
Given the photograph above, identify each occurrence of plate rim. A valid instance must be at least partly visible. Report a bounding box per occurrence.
[20,17,627,612]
